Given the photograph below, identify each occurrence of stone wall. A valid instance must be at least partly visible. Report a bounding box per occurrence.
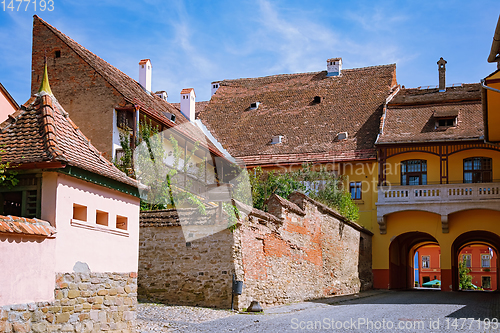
[138,209,235,308]
[233,192,372,308]
[0,272,137,333]
[138,192,373,310]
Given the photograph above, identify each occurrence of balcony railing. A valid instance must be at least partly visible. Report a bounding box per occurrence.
[378,183,500,204]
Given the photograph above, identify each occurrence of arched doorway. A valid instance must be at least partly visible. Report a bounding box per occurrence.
[414,243,441,289]
[452,231,500,291]
[389,232,439,290]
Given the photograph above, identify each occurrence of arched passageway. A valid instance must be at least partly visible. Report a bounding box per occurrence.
[389,232,439,290]
[451,231,500,291]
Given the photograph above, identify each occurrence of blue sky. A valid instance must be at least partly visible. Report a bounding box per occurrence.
[0,0,498,105]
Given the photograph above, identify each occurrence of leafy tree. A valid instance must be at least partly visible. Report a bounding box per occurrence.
[458,259,474,290]
[247,164,359,221]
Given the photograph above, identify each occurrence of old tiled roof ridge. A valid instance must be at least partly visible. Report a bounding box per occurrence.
[0,92,138,188]
[377,83,483,144]
[389,83,481,107]
[33,16,186,125]
[0,215,56,237]
[198,63,396,159]
[33,16,224,158]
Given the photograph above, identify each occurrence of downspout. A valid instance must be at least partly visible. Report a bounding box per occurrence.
[481,79,500,94]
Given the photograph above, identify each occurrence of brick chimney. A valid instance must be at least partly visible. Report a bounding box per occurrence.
[139,59,152,92]
[438,57,447,92]
[327,57,342,77]
[180,88,196,122]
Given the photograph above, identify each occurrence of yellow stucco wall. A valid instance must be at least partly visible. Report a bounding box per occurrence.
[341,161,378,232]
[385,152,440,185]
[486,71,500,143]
[373,209,500,270]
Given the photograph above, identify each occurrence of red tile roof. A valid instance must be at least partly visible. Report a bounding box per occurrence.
[0,93,138,187]
[197,64,397,163]
[378,84,483,144]
[139,59,150,65]
[0,215,56,237]
[33,16,223,157]
[180,88,195,96]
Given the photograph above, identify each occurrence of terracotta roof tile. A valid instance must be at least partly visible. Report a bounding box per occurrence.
[0,215,56,237]
[198,64,397,162]
[0,93,138,187]
[34,16,222,157]
[378,84,483,144]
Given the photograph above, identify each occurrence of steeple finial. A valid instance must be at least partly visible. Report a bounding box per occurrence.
[38,53,53,95]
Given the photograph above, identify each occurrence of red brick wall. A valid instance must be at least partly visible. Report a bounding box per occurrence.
[31,16,121,159]
[234,193,372,308]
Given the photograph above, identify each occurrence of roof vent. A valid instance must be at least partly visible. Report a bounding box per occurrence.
[155,91,168,101]
[211,82,220,97]
[270,135,283,144]
[337,132,348,140]
[164,112,176,123]
[313,96,322,103]
[250,102,260,110]
[327,57,342,77]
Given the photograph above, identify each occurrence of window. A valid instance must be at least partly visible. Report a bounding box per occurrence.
[73,204,87,221]
[422,276,430,283]
[54,50,61,58]
[422,256,430,268]
[0,175,41,218]
[437,118,455,127]
[482,276,491,289]
[464,157,492,183]
[350,182,362,200]
[401,160,427,185]
[96,210,109,226]
[462,254,471,268]
[116,215,128,230]
[481,254,491,268]
[116,110,134,131]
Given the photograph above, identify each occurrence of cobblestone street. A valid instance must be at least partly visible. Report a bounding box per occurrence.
[137,290,500,332]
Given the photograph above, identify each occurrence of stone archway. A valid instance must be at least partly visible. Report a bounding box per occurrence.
[451,230,500,291]
[389,232,439,290]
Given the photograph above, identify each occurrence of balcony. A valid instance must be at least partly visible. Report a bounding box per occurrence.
[376,182,500,234]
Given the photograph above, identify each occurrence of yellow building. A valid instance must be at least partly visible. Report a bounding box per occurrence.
[374,63,500,291]
[482,15,500,144]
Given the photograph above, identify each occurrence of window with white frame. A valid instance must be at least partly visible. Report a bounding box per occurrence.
[481,254,491,268]
[422,256,430,268]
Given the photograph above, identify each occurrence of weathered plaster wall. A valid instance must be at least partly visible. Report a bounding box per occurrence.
[42,172,140,273]
[138,192,372,310]
[0,234,56,306]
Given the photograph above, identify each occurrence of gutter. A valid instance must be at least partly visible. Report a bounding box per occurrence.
[481,78,500,94]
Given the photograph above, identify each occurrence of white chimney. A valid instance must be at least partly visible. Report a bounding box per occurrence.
[327,57,342,77]
[211,81,220,97]
[180,88,196,122]
[139,59,152,92]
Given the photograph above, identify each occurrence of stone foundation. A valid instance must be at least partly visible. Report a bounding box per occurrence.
[0,272,137,333]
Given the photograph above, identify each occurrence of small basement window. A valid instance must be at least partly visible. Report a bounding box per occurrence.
[73,204,87,221]
[96,210,109,226]
[116,215,128,230]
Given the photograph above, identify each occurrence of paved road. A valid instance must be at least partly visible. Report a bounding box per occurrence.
[169,290,500,332]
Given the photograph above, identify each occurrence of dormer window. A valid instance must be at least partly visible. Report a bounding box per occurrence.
[313,96,322,103]
[434,110,457,128]
[250,102,260,110]
[438,118,455,127]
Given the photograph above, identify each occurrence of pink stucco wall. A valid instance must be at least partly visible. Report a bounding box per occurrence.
[0,89,17,124]
[41,172,140,273]
[0,234,56,306]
